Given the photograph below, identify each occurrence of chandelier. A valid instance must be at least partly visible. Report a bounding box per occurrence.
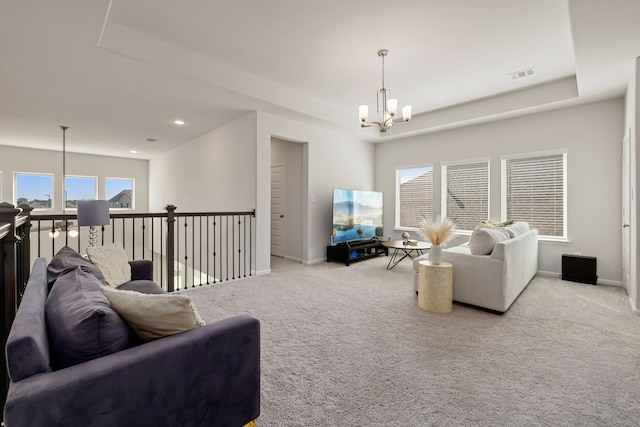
[359,49,412,132]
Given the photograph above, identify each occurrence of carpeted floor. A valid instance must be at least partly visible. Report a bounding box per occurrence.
[181,255,640,426]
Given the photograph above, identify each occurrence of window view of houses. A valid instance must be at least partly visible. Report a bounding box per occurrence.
[14,173,134,210]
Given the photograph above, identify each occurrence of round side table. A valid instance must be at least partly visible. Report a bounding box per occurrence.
[418,260,453,313]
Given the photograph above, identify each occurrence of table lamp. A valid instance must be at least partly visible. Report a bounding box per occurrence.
[77,200,110,247]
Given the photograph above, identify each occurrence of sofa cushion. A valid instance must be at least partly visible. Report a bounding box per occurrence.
[46,266,133,369]
[118,279,166,294]
[47,245,105,288]
[101,286,206,341]
[87,242,131,287]
[469,227,511,255]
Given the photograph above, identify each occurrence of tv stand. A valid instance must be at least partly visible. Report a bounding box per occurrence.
[326,238,388,266]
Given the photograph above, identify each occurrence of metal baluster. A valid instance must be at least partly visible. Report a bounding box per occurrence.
[213,217,217,284]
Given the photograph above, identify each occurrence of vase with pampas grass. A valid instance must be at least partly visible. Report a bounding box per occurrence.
[417,216,456,264]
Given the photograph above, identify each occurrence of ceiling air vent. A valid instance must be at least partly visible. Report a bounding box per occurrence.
[145,138,157,143]
[508,67,535,80]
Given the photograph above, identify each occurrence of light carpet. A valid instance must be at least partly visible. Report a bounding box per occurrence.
[181,255,640,426]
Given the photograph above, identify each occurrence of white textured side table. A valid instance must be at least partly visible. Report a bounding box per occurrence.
[418,260,453,313]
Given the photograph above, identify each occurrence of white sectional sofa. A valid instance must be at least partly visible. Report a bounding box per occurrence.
[413,222,538,313]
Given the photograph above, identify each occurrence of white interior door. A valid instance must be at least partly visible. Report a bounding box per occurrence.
[271,164,286,257]
[622,130,631,291]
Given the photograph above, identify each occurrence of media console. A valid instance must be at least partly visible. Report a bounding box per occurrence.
[326,238,388,266]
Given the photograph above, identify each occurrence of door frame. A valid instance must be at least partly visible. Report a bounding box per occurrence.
[270,163,286,257]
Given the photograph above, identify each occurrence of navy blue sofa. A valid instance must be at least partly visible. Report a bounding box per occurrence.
[3,250,260,427]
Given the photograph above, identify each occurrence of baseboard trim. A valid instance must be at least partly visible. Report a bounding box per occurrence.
[303,258,326,265]
[536,270,622,287]
[255,268,271,276]
[629,297,640,315]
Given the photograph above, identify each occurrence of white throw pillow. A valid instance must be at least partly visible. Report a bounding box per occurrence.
[86,242,131,287]
[100,286,206,341]
[469,227,511,255]
[505,221,530,238]
[475,219,513,230]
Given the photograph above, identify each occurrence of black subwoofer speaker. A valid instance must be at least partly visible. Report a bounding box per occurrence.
[561,254,597,285]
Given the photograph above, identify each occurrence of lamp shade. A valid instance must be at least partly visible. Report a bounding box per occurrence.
[77,200,110,226]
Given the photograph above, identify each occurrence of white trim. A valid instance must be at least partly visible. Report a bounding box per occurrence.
[395,164,433,229]
[14,171,55,211]
[441,156,491,167]
[63,175,98,210]
[500,148,568,161]
[105,177,135,210]
[500,150,567,239]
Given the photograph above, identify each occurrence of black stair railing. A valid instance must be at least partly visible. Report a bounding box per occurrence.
[13,204,256,294]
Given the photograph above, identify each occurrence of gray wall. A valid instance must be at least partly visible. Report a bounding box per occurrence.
[0,145,149,213]
[375,98,624,284]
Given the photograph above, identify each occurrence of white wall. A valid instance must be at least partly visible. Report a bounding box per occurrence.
[625,57,639,310]
[375,99,624,284]
[271,137,304,261]
[149,112,374,273]
[148,113,257,212]
[0,145,149,212]
[257,112,375,265]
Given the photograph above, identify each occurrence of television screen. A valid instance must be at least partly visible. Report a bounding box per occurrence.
[331,189,383,245]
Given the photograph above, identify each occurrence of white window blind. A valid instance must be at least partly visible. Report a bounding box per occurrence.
[442,160,489,231]
[396,166,433,229]
[502,152,566,238]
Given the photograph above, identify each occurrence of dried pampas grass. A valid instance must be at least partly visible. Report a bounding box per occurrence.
[417,216,456,246]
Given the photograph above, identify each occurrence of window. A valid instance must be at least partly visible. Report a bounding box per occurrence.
[106,178,134,209]
[64,176,97,209]
[14,173,54,209]
[396,166,433,229]
[442,160,489,232]
[501,150,567,239]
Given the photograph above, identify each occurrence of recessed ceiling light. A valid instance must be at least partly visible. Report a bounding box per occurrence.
[130,150,138,154]
[174,120,185,125]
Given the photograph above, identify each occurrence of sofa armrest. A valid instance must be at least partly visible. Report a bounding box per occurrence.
[128,259,153,281]
[4,315,261,427]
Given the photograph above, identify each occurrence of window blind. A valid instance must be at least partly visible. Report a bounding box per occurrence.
[443,161,489,231]
[396,166,433,229]
[504,153,566,238]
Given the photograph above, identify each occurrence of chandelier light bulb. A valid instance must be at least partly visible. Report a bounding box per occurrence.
[358,49,411,132]
[359,105,369,122]
[387,99,398,116]
[402,105,412,121]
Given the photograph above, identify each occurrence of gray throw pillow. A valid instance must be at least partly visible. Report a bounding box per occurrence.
[47,246,105,289]
[46,266,133,369]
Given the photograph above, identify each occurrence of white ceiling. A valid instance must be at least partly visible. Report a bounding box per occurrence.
[1,0,639,159]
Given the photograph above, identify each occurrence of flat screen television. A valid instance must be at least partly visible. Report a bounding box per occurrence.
[331,188,383,245]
